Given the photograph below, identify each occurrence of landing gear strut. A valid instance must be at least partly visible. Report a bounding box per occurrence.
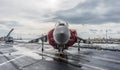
[58,47,63,54]
[78,40,80,51]
[41,35,44,52]
[41,41,44,52]
[57,45,65,55]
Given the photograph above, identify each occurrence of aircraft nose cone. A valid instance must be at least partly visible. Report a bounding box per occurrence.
[58,33,66,41]
[53,26,70,45]
[54,32,69,45]
[59,32,64,36]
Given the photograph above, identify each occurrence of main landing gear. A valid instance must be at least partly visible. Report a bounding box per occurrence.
[41,37,44,52]
[78,40,81,51]
[41,41,44,52]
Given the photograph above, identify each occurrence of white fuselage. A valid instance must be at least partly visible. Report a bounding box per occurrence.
[53,24,70,45]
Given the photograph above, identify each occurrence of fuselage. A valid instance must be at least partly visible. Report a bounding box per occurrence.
[48,23,77,50]
[53,23,70,45]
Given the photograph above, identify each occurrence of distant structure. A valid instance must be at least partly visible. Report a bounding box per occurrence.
[0,37,4,41]
[106,30,108,43]
[87,38,120,44]
[4,28,14,43]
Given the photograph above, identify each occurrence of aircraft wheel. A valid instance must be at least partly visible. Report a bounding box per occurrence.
[42,48,44,52]
[78,48,80,51]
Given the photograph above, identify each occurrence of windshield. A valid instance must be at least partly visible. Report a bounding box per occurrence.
[55,22,68,27]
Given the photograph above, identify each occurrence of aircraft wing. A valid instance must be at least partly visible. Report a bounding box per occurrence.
[28,35,47,43]
[14,40,28,44]
[77,36,91,44]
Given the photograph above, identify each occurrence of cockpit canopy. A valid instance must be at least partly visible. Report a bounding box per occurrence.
[55,22,68,27]
[59,23,65,26]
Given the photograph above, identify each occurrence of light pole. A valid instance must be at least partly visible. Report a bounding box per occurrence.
[106,30,108,43]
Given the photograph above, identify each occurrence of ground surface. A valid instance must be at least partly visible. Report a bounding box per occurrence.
[0,42,120,70]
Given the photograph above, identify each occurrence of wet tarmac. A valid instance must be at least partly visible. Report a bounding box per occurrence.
[0,42,120,70]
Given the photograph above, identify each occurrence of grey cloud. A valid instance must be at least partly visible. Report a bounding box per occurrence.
[0,0,120,25]
[0,0,53,23]
[53,0,120,24]
[0,20,22,27]
[117,31,120,34]
[89,29,98,32]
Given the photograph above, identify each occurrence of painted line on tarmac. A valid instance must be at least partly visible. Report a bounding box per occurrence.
[0,47,13,51]
[35,51,82,67]
[80,54,120,64]
[0,54,8,57]
[0,55,25,66]
[35,51,107,70]
[79,63,107,70]
[92,56,120,64]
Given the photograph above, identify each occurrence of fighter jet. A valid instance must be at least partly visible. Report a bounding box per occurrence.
[29,22,90,54]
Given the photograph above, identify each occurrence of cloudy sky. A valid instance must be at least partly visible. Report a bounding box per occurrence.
[0,0,120,39]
